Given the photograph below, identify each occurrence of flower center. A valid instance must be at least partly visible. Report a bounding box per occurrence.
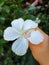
[22,29,35,38]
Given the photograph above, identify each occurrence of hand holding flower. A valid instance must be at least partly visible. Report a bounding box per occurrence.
[4,18,49,65]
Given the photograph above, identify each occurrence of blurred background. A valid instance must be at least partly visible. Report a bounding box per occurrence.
[0,0,49,65]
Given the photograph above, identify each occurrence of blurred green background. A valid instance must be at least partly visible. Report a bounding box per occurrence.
[0,0,49,65]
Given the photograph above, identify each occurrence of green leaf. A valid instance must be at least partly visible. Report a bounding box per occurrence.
[3,6,10,13]
[17,0,23,3]
[0,0,5,6]
[0,39,7,45]
[4,57,14,65]
[23,14,35,20]
[0,16,5,24]
[0,46,3,54]
[27,6,37,11]
[0,30,3,37]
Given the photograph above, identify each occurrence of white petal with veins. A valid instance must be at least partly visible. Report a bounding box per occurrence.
[11,18,24,32]
[23,20,38,31]
[4,27,20,41]
[12,37,28,56]
[27,30,44,44]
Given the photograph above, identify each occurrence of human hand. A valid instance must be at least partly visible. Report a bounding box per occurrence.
[29,28,49,65]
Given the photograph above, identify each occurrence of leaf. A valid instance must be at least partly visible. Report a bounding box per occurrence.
[3,6,10,13]
[17,0,23,3]
[0,39,7,45]
[23,14,35,20]
[4,57,14,65]
[0,46,3,54]
[0,16,5,24]
[12,10,24,18]
[0,0,5,6]
[0,30,3,37]
[27,6,37,11]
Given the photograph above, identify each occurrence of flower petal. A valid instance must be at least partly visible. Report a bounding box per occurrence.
[4,27,20,41]
[12,37,28,56]
[11,18,24,31]
[27,30,44,44]
[23,20,38,31]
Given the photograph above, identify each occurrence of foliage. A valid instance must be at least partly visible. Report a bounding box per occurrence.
[0,0,49,65]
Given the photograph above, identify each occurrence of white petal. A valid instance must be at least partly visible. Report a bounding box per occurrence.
[11,18,24,31]
[27,30,44,44]
[12,37,28,56]
[23,20,38,31]
[4,27,20,41]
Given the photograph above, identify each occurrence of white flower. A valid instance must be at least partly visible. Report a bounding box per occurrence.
[3,18,44,56]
